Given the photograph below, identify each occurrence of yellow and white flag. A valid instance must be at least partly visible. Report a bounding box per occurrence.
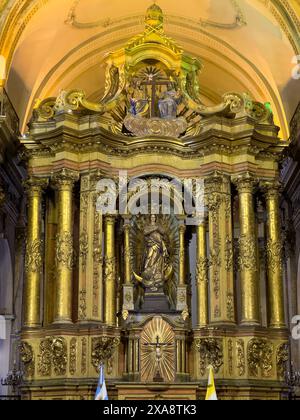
[205,365,218,401]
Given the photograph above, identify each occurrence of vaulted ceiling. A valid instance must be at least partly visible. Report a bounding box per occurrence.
[0,0,299,138]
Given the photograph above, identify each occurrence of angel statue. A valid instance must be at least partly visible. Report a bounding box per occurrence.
[158,89,182,119]
[133,215,177,309]
[128,86,149,117]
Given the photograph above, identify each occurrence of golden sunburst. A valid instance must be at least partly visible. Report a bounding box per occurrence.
[141,316,175,383]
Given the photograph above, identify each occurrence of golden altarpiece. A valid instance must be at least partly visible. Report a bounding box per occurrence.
[20,5,289,400]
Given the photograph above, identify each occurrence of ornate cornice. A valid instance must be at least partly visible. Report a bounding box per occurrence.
[23,113,287,161]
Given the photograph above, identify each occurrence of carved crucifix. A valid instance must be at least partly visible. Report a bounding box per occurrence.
[140,76,170,118]
[144,335,172,382]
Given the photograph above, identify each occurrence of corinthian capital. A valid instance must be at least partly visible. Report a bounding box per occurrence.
[233,173,258,194]
[52,169,79,189]
[23,177,48,195]
[261,180,282,200]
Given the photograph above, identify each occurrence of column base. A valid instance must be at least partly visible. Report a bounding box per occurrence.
[53,319,73,325]
[240,320,261,327]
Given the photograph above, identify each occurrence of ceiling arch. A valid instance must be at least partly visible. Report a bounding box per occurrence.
[0,0,299,138]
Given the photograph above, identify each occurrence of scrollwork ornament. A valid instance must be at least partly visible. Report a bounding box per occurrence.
[196,256,208,283]
[55,231,75,270]
[52,337,68,376]
[81,338,87,375]
[225,236,233,272]
[195,338,223,376]
[79,289,87,320]
[25,239,44,273]
[238,235,257,272]
[91,337,120,373]
[237,339,245,376]
[79,231,89,270]
[276,343,289,379]
[228,339,233,376]
[38,338,52,376]
[247,339,273,378]
[227,293,234,321]
[69,338,77,376]
[266,239,283,274]
[20,342,35,377]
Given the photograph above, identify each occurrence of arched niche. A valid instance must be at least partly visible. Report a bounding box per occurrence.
[0,238,13,315]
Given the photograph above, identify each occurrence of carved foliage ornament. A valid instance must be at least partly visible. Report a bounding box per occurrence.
[55,231,75,270]
[25,239,44,273]
[266,239,283,274]
[237,339,245,377]
[247,339,273,378]
[91,337,120,373]
[69,338,77,376]
[196,257,208,284]
[195,338,223,376]
[38,337,68,377]
[276,342,289,379]
[238,235,257,272]
[20,342,35,377]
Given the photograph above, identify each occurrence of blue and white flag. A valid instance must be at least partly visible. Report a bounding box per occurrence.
[95,364,108,401]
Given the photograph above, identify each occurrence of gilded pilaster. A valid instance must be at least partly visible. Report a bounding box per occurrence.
[124,218,132,286]
[206,174,235,324]
[92,171,104,321]
[262,182,285,329]
[78,174,101,322]
[235,174,260,325]
[196,219,208,327]
[104,215,117,326]
[24,177,47,328]
[53,169,78,324]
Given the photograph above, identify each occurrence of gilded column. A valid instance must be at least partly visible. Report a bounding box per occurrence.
[44,190,58,326]
[196,219,208,327]
[24,177,47,328]
[206,174,235,324]
[263,181,285,328]
[104,215,117,326]
[178,223,186,286]
[235,174,260,325]
[53,169,78,324]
